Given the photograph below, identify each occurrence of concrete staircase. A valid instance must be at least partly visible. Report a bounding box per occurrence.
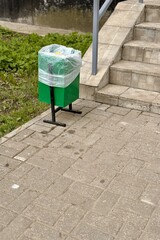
[96,1,160,114]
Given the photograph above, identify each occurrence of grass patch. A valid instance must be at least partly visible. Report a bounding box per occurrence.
[0,27,92,137]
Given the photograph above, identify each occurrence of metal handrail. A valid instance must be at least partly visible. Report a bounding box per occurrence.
[92,0,143,75]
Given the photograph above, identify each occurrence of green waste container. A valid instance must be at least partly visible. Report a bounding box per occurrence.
[38,44,81,107]
[38,74,80,107]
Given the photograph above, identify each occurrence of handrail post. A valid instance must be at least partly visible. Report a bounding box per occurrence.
[92,0,100,75]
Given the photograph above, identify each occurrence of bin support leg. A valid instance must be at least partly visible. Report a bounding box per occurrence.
[43,86,82,127]
[43,86,66,127]
[61,104,82,114]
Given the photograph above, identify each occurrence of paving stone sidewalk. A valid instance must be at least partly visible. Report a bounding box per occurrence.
[0,99,160,240]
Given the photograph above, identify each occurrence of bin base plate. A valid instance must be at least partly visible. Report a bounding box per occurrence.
[43,119,66,127]
[43,104,82,127]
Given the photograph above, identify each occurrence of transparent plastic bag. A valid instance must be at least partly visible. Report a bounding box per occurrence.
[38,44,82,88]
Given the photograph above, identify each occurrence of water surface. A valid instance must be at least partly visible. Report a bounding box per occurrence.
[0,0,120,32]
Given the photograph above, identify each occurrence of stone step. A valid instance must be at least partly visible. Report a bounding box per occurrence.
[146,5,160,23]
[122,40,160,64]
[95,84,160,113]
[134,22,160,43]
[110,60,160,92]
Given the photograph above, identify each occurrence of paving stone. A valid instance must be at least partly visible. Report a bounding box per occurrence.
[108,207,149,230]
[97,104,110,111]
[137,139,159,157]
[145,158,160,174]
[93,191,120,216]
[91,169,117,189]
[101,113,125,131]
[118,141,155,161]
[115,127,138,143]
[17,166,59,193]
[49,125,66,136]
[27,147,62,163]
[120,136,158,160]
[24,222,66,240]
[0,145,20,158]
[94,125,120,139]
[7,189,39,213]
[83,132,102,147]
[8,163,33,180]
[140,183,160,206]
[120,109,141,123]
[14,146,39,162]
[83,211,123,237]
[85,112,108,123]
[58,189,95,211]
[75,144,103,164]
[28,123,54,133]
[145,207,160,236]
[56,112,83,126]
[76,99,100,108]
[90,151,129,172]
[62,126,90,138]
[57,141,87,160]
[89,108,113,118]
[0,207,17,226]
[139,232,160,240]
[115,221,142,240]
[0,177,27,197]
[0,224,5,232]
[54,206,85,234]
[18,236,33,240]
[78,120,102,137]
[69,182,102,200]
[115,198,155,218]
[43,176,73,199]
[107,106,131,115]
[71,151,105,175]
[112,173,147,189]
[11,129,34,141]
[63,167,96,184]
[48,136,69,148]
[0,165,11,180]
[122,158,144,175]
[72,222,114,240]
[22,135,48,148]
[132,114,158,127]
[66,237,78,240]
[0,191,16,207]
[22,203,60,226]
[107,179,145,200]
[137,167,160,183]
[98,136,127,154]
[34,196,70,214]
[27,154,75,174]
[68,116,91,131]
[0,155,20,170]
[0,215,32,240]
[2,139,28,151]
[48,131,83,148]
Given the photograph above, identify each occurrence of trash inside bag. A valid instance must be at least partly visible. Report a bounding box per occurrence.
[38,44,82,88]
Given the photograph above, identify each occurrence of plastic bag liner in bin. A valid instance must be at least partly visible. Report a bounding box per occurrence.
[38,44,82,88]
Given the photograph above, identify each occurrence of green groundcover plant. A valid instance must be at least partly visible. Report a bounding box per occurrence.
[0,27,92,137]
